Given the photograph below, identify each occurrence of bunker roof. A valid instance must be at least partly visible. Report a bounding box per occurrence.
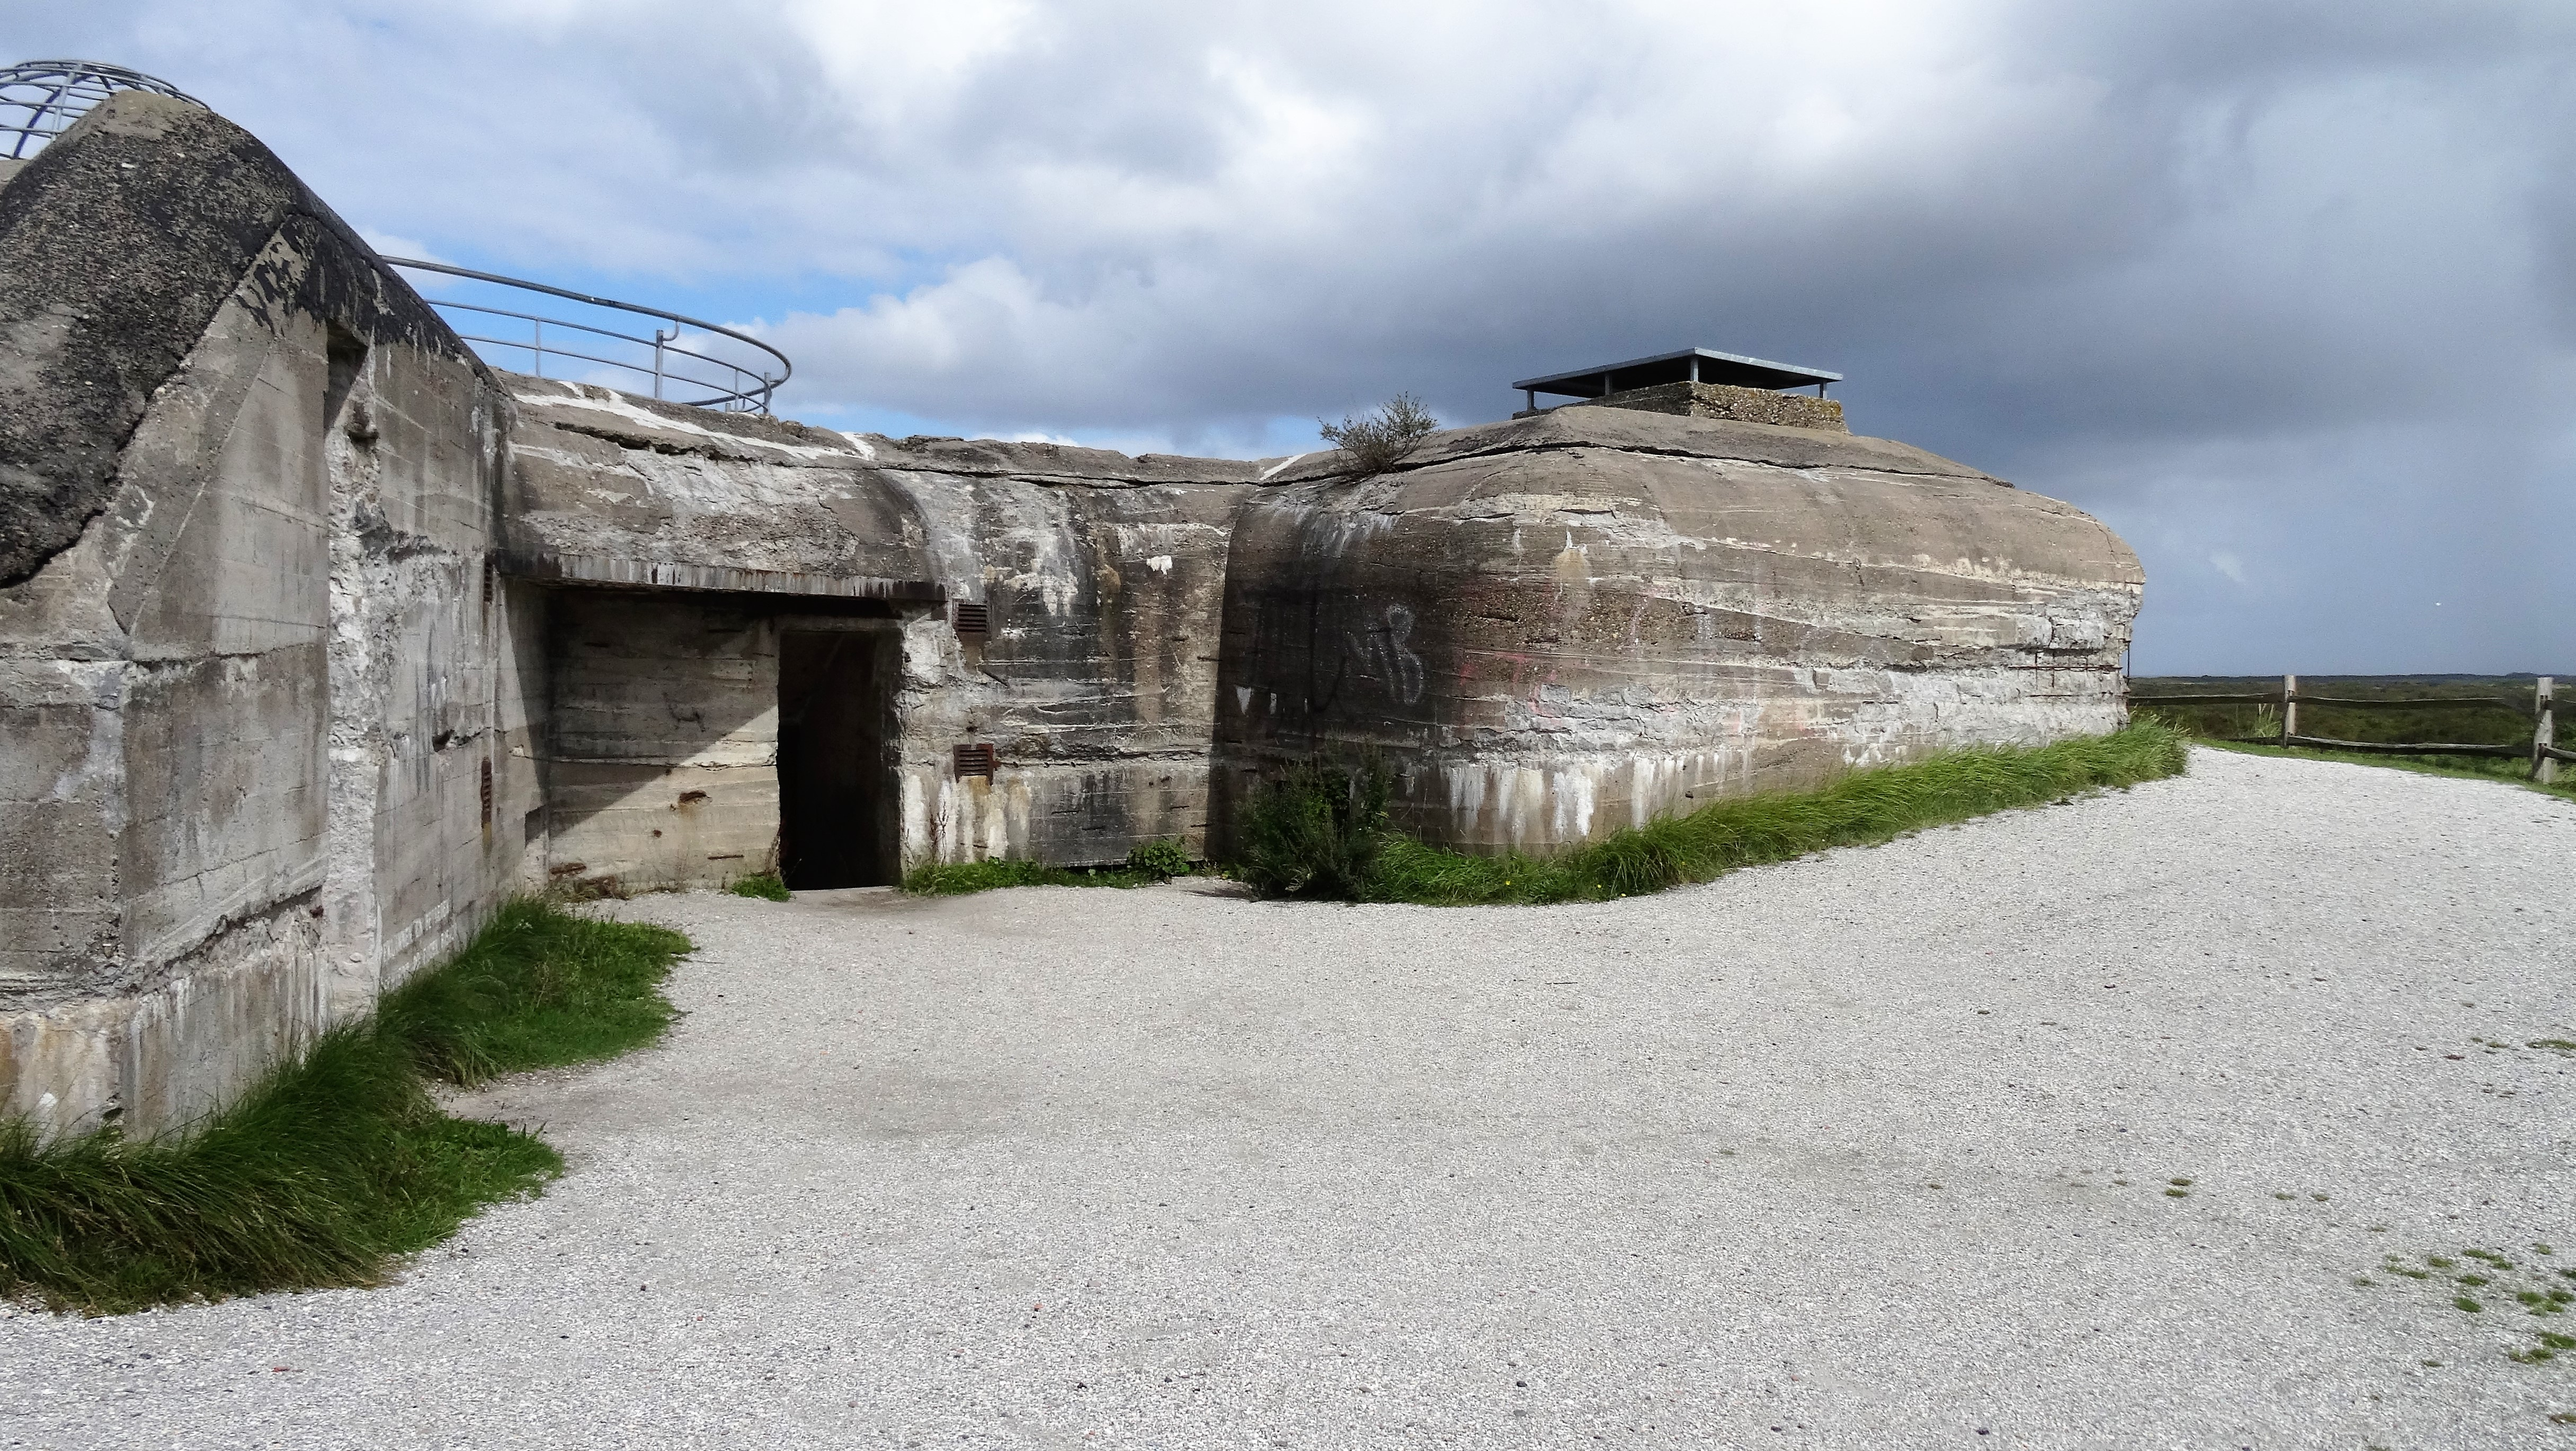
[1513,347,1841,399]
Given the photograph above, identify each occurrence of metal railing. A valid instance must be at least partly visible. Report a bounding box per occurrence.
[382,257,791,413]
[1,59,201,161]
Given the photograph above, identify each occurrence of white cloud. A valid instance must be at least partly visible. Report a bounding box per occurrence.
[18,0,2575,671]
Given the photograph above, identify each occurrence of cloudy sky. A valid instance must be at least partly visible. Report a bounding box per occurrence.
[14,1,2572,673]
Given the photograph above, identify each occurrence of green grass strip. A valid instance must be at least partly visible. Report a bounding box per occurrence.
[902,839,1198,896]
[902,857,1158,895]
[727,872,791,901]
[906,724,2191,905]
[1359,721,2190,905]
[0,900,689,1314]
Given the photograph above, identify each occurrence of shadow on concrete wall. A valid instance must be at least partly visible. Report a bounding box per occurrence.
[536,588,901,892]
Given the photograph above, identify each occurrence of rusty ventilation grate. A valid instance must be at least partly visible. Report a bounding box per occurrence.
[952,601,990,636]
[952,743,998,779]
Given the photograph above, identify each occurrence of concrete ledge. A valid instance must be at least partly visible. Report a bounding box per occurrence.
[501,551,942,601]
[0,893,325,1138]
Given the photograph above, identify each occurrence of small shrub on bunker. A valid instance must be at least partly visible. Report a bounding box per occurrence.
[1236,761,1393,898]
[1318,392,1438,476]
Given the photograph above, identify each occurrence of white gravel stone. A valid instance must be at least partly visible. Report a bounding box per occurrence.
[5,747,2573,1449]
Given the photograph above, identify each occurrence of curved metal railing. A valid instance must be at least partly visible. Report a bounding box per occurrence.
[1,59,201,160]
[382,257,791,413]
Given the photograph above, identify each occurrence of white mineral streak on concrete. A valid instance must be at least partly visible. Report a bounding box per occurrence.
[516,381,868,465]
[1256,451,1306,480]
[1551,767,1596,840]
[616,452,834,509]
[930,777,964,864]
[892,473,1084,618]
[878,471,986,603]
[997,501,1084,618]
[912,773,942,876]
[1284,500,1397,565]
[32,661,126,809]
[983,778,1012,860]
[1106,520,1206,568]
[923,775,1027,867]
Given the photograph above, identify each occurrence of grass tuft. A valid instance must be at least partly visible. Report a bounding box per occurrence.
[0,900,688,1314]
[727,873,790,902]
[379,900,689,1089]
[2373,1242,2576,1366]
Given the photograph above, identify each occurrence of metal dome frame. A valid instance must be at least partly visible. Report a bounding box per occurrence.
[1,60,202,161]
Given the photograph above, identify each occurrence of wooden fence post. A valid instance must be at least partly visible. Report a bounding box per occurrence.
[2539,676,2559,785]
[2281,673,2297,747]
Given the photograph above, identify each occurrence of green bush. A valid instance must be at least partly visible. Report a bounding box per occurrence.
[0,900,689,1313]
[1125,839,1194,879]
[1234,760,1394,898]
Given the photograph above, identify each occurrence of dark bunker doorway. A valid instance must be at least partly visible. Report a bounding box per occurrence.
[776,628,898,889]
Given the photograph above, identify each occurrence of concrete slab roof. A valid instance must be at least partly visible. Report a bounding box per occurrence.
[1513,347,1842,398]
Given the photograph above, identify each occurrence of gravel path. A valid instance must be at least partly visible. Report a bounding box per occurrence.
[6,748,2574,1449]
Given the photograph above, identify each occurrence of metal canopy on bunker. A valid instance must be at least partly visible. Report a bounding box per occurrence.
[1513,347,1843,411]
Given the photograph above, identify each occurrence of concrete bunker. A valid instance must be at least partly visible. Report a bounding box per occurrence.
[0,75,2143,1136]
[1208,407,2140,856]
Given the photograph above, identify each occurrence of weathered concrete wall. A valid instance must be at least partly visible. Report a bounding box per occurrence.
[0,94,536,1136]
[881,439,1249,868]
[1211,406,2141,855]
[502,381,1257,880]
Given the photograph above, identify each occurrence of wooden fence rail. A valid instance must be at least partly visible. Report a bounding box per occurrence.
[2130,674,2564,784]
